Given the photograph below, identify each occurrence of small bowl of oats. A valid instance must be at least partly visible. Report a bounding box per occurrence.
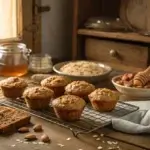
[53,61,112,83]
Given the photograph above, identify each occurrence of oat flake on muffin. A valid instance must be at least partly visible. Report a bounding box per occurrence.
[23,86,54,100]
[89,88,119,101]
[65,81,95,96]
[52,95,86,110]
[88,88,119,112]
[0,77,27,88]
[52,95,86,121]
[41,75,70,88]
[23,86,54,110]
[0,77,28,98]
[41,75,71,98]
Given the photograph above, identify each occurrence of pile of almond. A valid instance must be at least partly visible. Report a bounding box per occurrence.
[115,73,150,88]
[18,124,51,143]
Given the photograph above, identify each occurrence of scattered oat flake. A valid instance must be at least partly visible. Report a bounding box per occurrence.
[32,142,38,144]
[78,149,83,150]
[102,141,105,143]
[108,147,116,150]
[66,137,71,141]
[116,146,121,150]
[38,142,44,145]
[107,141,113,145]
[16,139,21,142]
[11,144,16,147]
[34,148,40,150]
[93,134,99,138]
[23,141,29,144]
[97,146,103,149]
[57,143,65,147]
[96,138,101,141]
[100,134,104,137]
[112,141,118,145]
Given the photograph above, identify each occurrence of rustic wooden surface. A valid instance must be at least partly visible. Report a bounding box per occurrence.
[0,117,146,150]
[0,75,150,150]
[78,29,150,43]
[85,38,148,72]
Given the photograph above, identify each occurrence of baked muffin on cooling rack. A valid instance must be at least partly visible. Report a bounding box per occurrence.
[52,95,86,121]
[88,88,119,112]
[23,86,54,110]
[41,75,70,98]
[65,81,95,101]
[0,77,28,98]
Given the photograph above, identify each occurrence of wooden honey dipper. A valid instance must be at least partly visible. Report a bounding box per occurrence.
[133,66,150,87]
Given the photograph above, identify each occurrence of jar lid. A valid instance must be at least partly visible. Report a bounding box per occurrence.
[0,42,27,53]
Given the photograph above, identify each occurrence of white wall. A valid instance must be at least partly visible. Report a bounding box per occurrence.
[41,0,73,60]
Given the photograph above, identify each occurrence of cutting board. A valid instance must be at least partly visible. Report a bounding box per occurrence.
[120,0,150,34]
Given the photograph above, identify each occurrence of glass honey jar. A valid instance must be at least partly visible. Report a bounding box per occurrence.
[0,43,31,77]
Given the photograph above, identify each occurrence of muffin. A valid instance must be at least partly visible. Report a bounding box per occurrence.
[65,81,95,101]
[88,88,119,112]
[52,95,86,121]
[0,77,28,98]
[41,75,70,97]
[23,86,54,110]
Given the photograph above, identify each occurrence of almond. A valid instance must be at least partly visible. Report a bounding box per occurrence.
[41,134,51,143]
[115,80,123,85]
[127,73,134,79]
[123,80,133,87]
[18,127,29,133]
[121,74,129,81]
[33,124,43,132]
[144,85,150,88]
[25,134,37,141]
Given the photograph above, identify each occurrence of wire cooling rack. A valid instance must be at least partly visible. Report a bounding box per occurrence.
[0,98,139,137]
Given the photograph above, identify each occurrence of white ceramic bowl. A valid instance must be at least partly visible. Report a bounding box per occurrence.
[53,61,112,84]
[112,75,150,98]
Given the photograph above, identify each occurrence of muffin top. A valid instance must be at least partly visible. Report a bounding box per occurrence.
[88,88,119,101]
[52,95,86,110]
[23,86,54,100]
[0,77,27,88]
[41,75,70,88]
[65,81,95,96]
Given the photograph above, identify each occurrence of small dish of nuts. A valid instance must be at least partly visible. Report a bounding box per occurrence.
[112,72,150,98]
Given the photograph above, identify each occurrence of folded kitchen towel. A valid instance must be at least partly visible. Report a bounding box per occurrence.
[112,110,150,134]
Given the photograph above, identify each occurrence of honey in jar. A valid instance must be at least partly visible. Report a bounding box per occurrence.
[0,64,28,77]
[0,43,31,77]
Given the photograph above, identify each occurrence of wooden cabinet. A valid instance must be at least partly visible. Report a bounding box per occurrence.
[72,0,150,72]
[85,38,148,72]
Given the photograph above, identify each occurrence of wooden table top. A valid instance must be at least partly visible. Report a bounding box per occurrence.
[0,117,147,150]
[0,74,149,150]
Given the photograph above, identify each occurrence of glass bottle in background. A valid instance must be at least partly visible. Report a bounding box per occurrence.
[28,53,53,74]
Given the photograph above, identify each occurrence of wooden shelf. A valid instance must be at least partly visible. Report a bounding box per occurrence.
[78,29,150,43]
